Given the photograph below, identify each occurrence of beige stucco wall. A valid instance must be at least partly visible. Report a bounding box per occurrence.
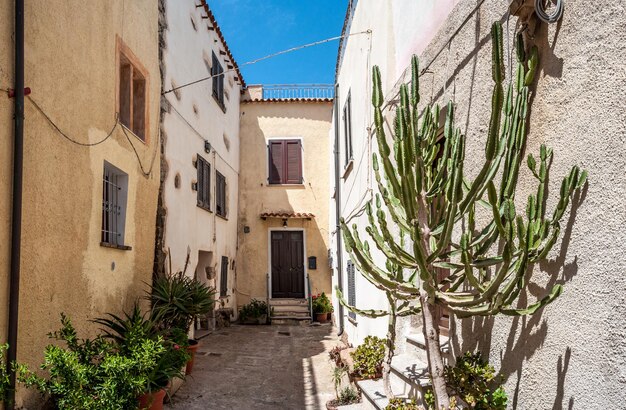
[160,0,242,322]
[0,1,160,406]
[237,101,333,307]
[334,0,626,407]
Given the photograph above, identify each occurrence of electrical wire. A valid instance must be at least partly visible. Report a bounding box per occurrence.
[535,0,564,24]
[120,124,159,178]
[162,30,372,96]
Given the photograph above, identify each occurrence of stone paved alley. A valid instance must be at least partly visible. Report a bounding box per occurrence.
[166,324,339,410]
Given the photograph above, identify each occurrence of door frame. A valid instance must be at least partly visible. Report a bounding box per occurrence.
[267,227,308,299]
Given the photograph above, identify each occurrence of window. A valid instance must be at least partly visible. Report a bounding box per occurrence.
[216,170,227,217]
[220,256,229,297]
[101,161,130,249]
[268,139,302,185]
[347,260,356,320]
[211,51,225,111]
[118,39,148,141]
[197,155,211,211]
[343,92,353,166]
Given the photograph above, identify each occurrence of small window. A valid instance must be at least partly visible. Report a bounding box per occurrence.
[118,41,148,141]
[220,256,229,297]
[343,92,353,166]
[216,170,227,217]
[197,155,211,211]
[347,260,356,320]
[101,161,129,249]
[212,51,225,111]
[268,139,303,185]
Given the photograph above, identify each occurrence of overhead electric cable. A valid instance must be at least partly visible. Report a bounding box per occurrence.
[162,30,372,95]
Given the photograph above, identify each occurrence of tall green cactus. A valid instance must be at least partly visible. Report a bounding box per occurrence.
[337,21,586,409]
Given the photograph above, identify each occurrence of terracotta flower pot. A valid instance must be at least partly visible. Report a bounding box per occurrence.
[138,388,167,410]
[315,312,329,323]
[186,339,200,375]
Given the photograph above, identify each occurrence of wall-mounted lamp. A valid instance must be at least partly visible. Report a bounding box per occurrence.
[204,140,212,153]
[282,218,288,228]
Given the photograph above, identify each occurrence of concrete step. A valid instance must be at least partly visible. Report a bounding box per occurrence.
[406,332,450,353]
[272,304,310,313]
[270,316,311,325]
[269,298,308,306]
[271,310,311,318]
[356,378,409,410]
[390,353,430,388]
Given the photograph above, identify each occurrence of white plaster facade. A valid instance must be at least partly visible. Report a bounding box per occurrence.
[331,0,626,407]
[160,0,243,325]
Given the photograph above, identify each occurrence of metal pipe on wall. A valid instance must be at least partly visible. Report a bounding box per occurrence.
[333,83,344,335]
[7,0,24,408]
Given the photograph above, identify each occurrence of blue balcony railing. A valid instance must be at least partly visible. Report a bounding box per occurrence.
[261,84,334,100]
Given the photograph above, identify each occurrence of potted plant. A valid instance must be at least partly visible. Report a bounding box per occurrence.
[350,336,386,381]
[16,314,164,410]
[238,299,269,325]
[326,365,360,410]
[148,270,215,375]
[94,304,190,409]
[312,292,332,323]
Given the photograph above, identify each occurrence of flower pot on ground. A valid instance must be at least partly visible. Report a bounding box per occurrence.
[138,387,167,410]
[312,292,333,322]
[238,299,269,324]
[350,336,386,380]
[185,339,200,375]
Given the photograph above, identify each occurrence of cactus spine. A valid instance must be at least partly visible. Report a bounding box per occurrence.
[337,21,586,409]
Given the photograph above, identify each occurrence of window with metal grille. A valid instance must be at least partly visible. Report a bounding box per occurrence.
[197,155,211,211]
[216,170,227,217]
[101,162,129,249]
[220,256,229,297]
[212,51,225,111]
[118,40,148,141]
[268,139,303,185]
[347,260,356,320]
[343,91,353,166]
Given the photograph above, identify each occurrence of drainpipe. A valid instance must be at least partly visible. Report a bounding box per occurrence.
[333,83,344,335]
[7,0,24,408]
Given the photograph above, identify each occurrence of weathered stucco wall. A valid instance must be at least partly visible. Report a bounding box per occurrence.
[238,101,333,307]
[160,0,242,322]
[0,1,160,406]
[334,0,626,406]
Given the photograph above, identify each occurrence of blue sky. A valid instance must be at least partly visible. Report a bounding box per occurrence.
[210,0,348,85]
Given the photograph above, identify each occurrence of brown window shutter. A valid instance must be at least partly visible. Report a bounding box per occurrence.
[268,141,284,184]
[285,140,302,184]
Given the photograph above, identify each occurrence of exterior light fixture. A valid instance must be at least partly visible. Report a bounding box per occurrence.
[204,140,211,153]
[282,218,288,227]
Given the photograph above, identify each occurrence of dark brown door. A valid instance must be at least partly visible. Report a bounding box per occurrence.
[271,231,305,298]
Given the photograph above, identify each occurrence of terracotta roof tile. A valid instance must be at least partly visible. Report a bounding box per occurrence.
[260,212,315,219]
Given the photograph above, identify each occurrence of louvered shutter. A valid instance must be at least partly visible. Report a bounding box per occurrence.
[285,140,302,184]
[197,159,204,206]
[204,161,210,209]
[268,141,284,184]
[347,260,356,320]
[220,256,228,296]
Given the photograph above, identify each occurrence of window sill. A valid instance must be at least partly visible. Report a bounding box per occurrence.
[197,204,213,213]
[267,183,305,188]
[120,122,147,145]
[342,159,354,179]
[347,316,358,326]
[216,213,228,221]
[100,242,132,251]
[212,94,227,113]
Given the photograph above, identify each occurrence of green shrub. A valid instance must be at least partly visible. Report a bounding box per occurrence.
[238,299,268,322]
[0,343,9,402]
[385,398,421,410]
[351,336,386,379]
[444,352,507,410]
[338,386,359,404]
[16,314,164,410]
[312,292,332,314]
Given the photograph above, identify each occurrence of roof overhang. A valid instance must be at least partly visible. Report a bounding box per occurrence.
[260,212,315,221]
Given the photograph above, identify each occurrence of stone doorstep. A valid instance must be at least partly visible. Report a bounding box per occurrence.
[390,353,431,387]
[271,310,311,318]
[269,298,308,306]
[406,332,450,353]
[272,304,310,313]
[270,317,311,326]
[356,378,410,410]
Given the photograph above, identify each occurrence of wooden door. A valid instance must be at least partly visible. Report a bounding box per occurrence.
[271,231,305,298]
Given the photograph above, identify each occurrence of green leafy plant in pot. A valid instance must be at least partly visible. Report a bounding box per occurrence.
[148,267,215,375]
[238,299,269,324]
[16,313,165,410]
[312,292,332,323]
[94,303,190,409]
[350,336,386,380]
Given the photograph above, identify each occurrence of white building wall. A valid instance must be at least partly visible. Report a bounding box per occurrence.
[161,0,242,321]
